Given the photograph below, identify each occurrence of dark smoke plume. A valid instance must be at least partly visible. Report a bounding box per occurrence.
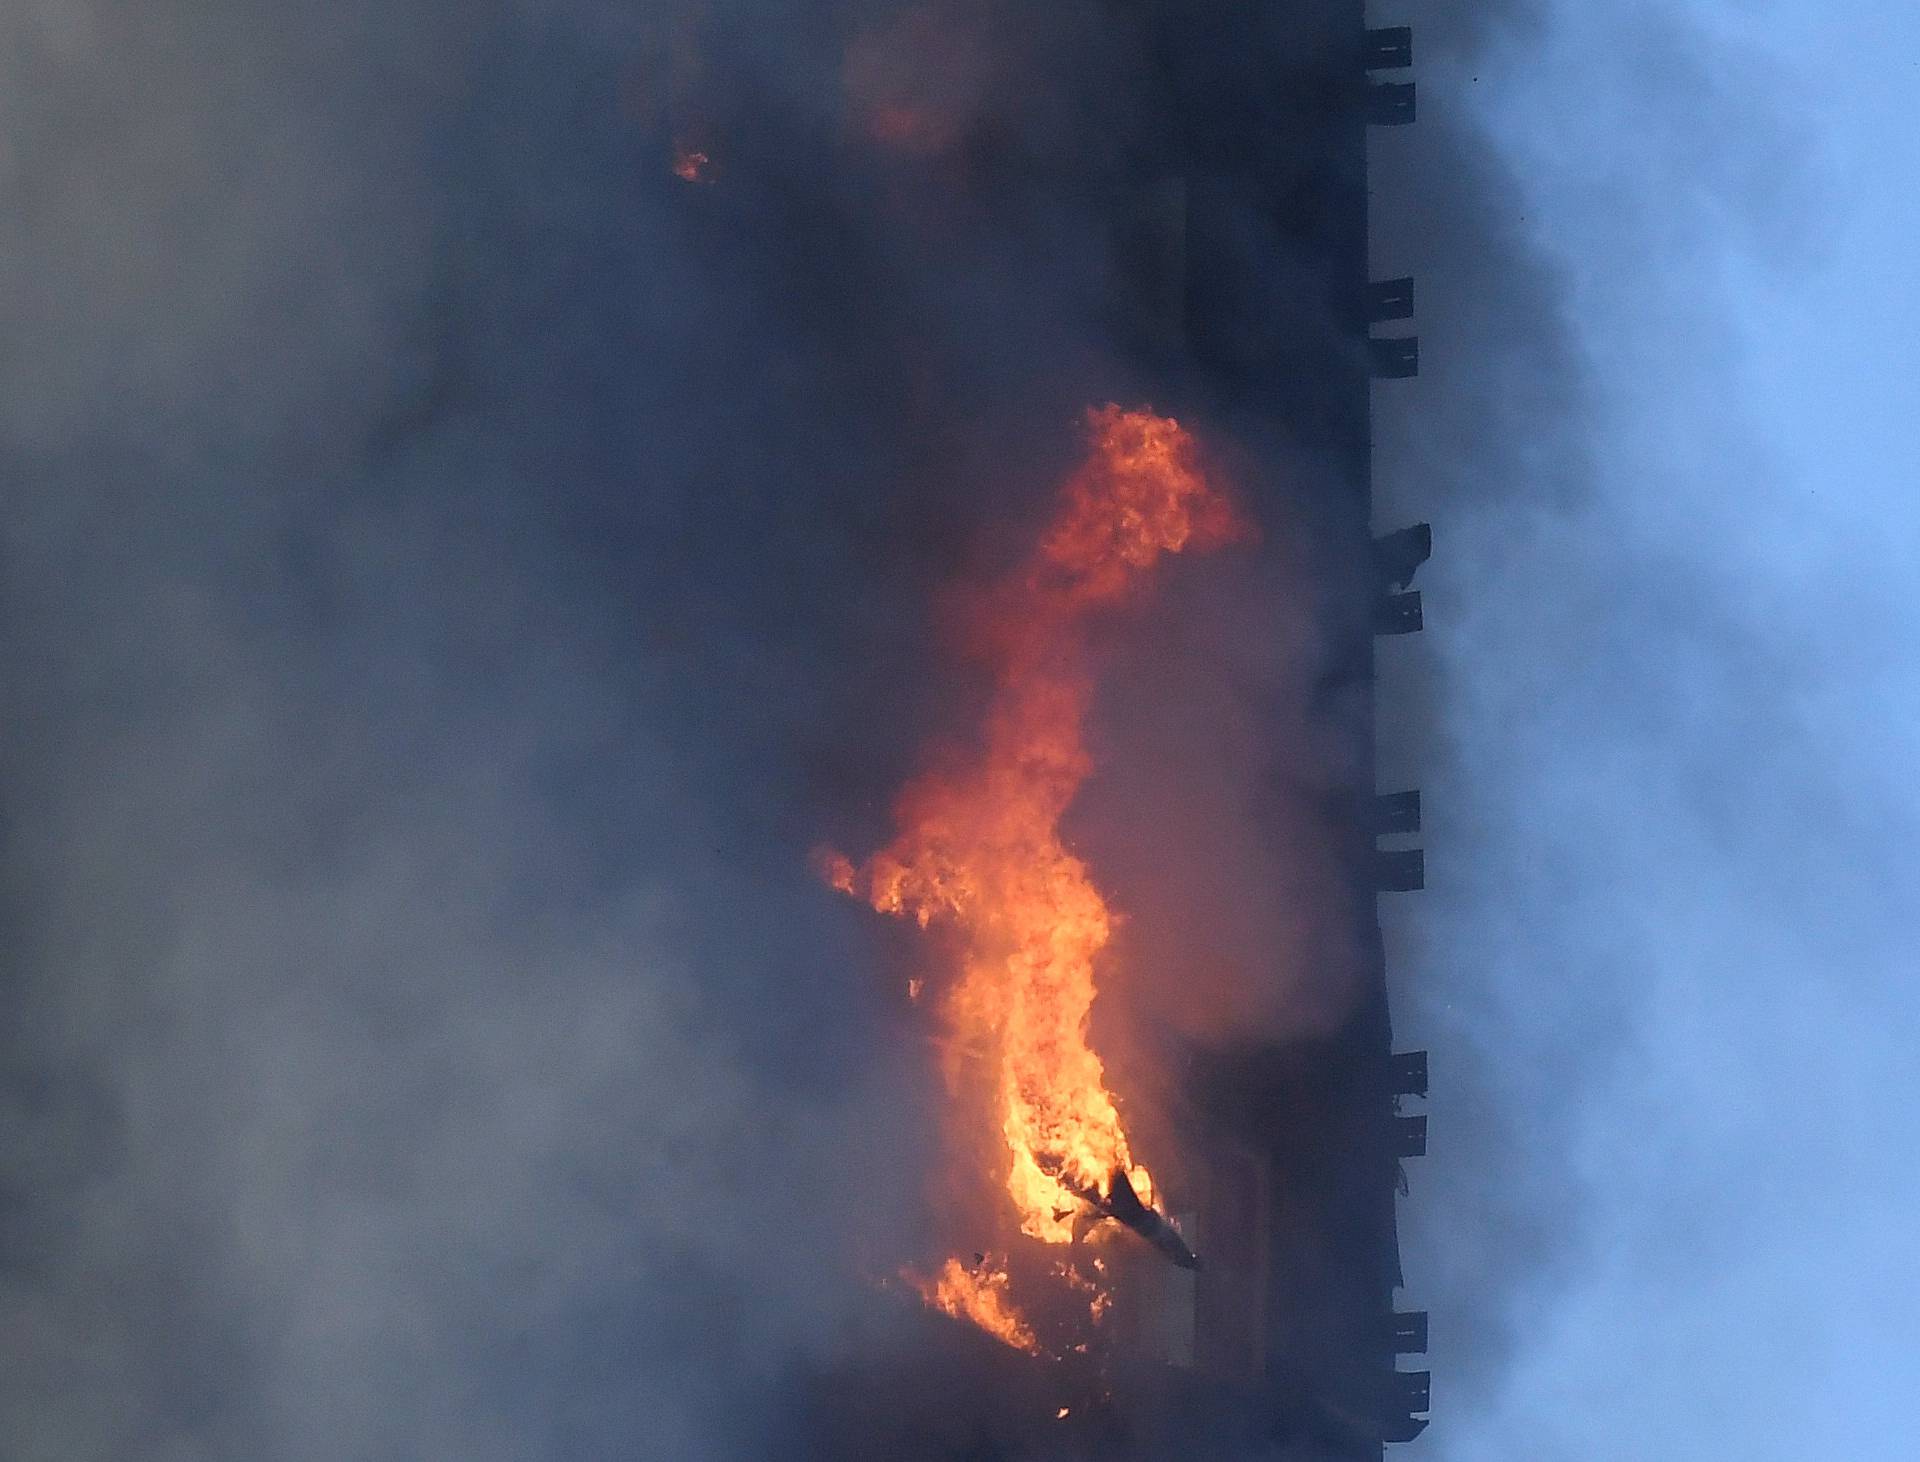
[0,1,1712,1457]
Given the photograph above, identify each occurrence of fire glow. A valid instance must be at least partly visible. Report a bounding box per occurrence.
[671,144,710,183]
[826,406,1244,1344]
[909,1256,1040,1355]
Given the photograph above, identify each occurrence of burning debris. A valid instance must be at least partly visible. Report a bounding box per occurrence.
[1076,1166,1200,1273]
[824,405,1242,1345]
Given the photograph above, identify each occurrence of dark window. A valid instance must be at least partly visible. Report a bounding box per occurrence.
[1373,791,1424,837]
[1393,1113,1429,1157]
[1366,27,1415,71]
[1369,335,1420,379]
[1368,81,1418,126]
[1367,276,1416,323]
[1390,1050,1430,1099]
[1374,591,1424,636]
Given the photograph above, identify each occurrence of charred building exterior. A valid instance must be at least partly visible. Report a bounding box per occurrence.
[1129,7,1432,1453]
[783,3,1433,1457]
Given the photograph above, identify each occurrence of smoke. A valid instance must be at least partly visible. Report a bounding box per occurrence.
[8,0,1896,1457]
[1369,1,1919,1456]
[2,1,1367,1450]
[0,4,958,1456]
[0,2,1361,1456]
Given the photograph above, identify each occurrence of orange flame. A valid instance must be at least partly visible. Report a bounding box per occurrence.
[671,145,710,183]
[910,1256,1040,1354]
[832,407,1245,1275]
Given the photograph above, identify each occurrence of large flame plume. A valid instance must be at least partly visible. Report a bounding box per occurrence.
[827,407,1244,1315]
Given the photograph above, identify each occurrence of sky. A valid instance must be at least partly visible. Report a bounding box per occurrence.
[1,1,1914,1459]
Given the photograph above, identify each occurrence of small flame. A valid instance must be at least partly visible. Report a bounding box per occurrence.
[1053,1258,1115,1327]
[671,146,710,183]
[817,848,858,895]
[909,1256,1039,1354]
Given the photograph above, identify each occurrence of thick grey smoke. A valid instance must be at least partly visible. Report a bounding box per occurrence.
[0,1,1491,1456]
[5,2,1358,1455]
[9,0,1896,1458]
[0,4,957,1456]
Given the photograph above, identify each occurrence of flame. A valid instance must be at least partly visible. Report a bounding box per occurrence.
[911,1256,1040,1354]
[831,406,1245,1268]
[1054,1258,1114,1327]
[671,145,710,183]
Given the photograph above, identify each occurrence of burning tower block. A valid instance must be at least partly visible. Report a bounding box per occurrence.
[794,0,1434,1453]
